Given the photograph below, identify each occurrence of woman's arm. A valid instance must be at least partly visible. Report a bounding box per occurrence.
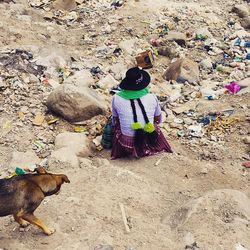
[154,95,162,124]
[154,115,161,124]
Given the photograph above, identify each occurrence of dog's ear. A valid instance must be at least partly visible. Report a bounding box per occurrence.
[61,174,70,183]
[34,166,47,174]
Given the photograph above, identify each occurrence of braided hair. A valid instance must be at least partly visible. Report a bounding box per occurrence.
[130,98,159,148]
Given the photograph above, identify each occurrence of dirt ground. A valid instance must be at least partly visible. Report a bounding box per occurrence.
[0,0,250,249]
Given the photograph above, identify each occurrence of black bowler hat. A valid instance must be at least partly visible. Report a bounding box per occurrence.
[119,67,151,90]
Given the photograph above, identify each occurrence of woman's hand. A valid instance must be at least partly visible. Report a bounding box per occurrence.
[154,115,161,124]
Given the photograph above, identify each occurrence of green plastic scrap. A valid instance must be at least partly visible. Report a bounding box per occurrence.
[15,167,26,175]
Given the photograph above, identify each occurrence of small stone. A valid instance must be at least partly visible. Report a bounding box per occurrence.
[165,31,187,46]
[158,46,177,59]
[200,166,208,174]
[64,70,95,88]
[243,136,250,144]
[98,74,119,89]
[210,135,217,142]
[195,27,213,38]
[33,114,45,126]
[49,147,79,169]
[169,122,183,129]
[53,0,77,11]
[183,117,193,125]
[55,132,91,157]
[119,39,137,55]
[200,58,213,70]
[9,151,40,170]
[93,245,113,250]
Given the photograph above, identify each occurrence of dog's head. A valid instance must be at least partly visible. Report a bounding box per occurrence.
[32,167,70,196]
[57,174,70,184]
[34,167,70,184]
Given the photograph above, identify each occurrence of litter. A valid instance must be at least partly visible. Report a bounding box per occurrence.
[187,124,203,137]
[74,125,87,133]
[15,167,26,175]
[119,203,130,233]
[195,34,207,41]
[47,118,59,125]
[205,116,239,134]
[135,50,154,69]
[33,140,46,150]
[242,162,250,168]
[224,82,241,94]
[177,130,185,137]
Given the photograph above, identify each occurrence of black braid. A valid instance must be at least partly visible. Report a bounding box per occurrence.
[137,98,159,146]
[130,99,145,153]
[130,99,138,123]
[137,98,149,123]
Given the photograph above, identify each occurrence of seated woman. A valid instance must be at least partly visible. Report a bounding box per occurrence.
[111,67,172,159]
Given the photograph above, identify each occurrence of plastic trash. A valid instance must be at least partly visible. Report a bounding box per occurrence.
[242,162,250,168]
[15,167,26,175]
[224,82,241,94]
[207,95,218,100]
[234,38,250,47]
[195,34,207,41]
[187,124,203,137]
[177,130,185,137]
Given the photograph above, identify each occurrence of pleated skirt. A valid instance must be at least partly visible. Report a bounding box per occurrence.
[111,124,173,159]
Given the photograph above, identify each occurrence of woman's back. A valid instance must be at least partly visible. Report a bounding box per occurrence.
[112,93,161,136]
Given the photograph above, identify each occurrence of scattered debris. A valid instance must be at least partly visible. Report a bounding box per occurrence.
[119,203,130,233]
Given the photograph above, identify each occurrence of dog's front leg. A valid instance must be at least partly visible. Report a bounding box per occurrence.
[13,210,30,228]
[21,213,55,236]
[14,214,30,228]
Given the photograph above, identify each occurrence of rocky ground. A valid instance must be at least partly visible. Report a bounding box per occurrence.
[0,0,250,249]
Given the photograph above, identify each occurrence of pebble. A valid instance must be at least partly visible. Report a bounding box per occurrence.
[243,136,250,144]
[200,58,213,70]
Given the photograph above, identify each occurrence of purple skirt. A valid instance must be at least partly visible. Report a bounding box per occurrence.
[111,124,173,159]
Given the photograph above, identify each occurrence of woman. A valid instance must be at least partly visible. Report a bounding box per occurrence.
[111,67,172,159]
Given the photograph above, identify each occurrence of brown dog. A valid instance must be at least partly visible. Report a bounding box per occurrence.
[0,167,70,235]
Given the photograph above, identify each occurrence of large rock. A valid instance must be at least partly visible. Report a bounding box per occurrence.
[238,78,250,87]
[195,27,213,38]
[64,69,95,88]
[55,132,91,157]
[164,58,200,84]
[232,5,249,18]
[200,58,213,70]
[232,5,250,30]
[36,47,70,68]
[53,0,77,11]
[237,77,250,95]
[46,84,107,122]
[108,63,127,81]
[162,189,250,249]
[164,31,187,46]
[238,86,250,95]
[98,74,119,89]
[118,39,138,55]
[9,150,40,170]
[158,45,177,59]
[172,101,198,114]
[49,147,79,169]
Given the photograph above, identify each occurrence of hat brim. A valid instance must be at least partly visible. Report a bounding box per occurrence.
[119,70,151,90]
